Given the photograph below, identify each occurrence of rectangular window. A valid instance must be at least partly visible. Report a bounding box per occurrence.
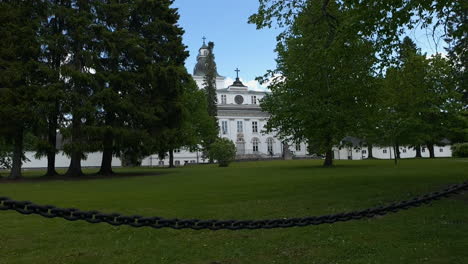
[402,148,407,153]
[440,148,443,152]
[222,121,228,135]
[221,95,226,104]
[362,150,367,154]
[251,96,257,104]
[383,149,387,154]
[296,143,301,151]
[252,121,258,133]
[422,147,426,153]
[237,121,243,133]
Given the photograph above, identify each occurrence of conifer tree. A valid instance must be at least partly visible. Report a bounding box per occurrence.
[35,0,69,176]
[0,1,46,179]
[60,0,100,177]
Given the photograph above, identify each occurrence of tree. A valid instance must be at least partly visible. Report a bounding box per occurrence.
[202,41,220,161]
[379,38,429,164]
[35,0,68,176]
[59,0,100,177]
[256,1,377,166]
[209,138,236,167]
[0,1,46,179]
[250,1,465,63]
[204,41,218,118]
[92,0,145,175]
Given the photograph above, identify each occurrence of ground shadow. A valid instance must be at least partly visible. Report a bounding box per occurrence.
[0,170,171,184]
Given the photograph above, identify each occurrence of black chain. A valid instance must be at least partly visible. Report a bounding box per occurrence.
[1,181,467,230]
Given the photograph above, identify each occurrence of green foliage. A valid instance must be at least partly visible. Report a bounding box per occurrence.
[203,41,219,118]
[452,143,468,158]
[258,1,377,166]
[250,0,465,64]
[209,138,236,167]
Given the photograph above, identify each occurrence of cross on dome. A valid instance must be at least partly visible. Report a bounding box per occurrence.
[235,68,240,79]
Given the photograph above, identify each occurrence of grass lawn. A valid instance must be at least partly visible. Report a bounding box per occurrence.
[0,159,467,264]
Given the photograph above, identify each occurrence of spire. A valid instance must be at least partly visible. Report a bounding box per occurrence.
[231,68,246,87]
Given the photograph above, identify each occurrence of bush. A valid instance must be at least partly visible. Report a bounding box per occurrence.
[209,138,236,167]
[452,143,468,158]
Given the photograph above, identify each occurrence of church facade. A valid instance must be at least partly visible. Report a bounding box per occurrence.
[143,40,310,166]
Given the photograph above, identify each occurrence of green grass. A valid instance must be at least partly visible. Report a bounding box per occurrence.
[0,159,467,264]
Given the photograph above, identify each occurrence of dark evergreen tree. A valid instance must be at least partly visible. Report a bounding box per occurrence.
[0,1,46,179]
[204,42,218,118]
[35,0,69,176]
[60,0,100,177]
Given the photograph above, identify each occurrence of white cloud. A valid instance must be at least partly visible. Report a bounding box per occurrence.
[221,76,271,91]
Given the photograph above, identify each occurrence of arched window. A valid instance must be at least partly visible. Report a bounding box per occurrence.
[252,138,259,152]
[267,138,274,155]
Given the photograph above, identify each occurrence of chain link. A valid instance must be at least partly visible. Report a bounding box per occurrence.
[1,181,467,230]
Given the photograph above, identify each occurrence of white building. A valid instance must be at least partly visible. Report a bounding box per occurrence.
[143,40,310,166]
[19,40,453,169]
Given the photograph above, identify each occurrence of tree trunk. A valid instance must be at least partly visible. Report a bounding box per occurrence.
[9,128,24,179]
[45,110,59,177]
[323,148,333,167]
[367,143,374,159]
[65,117,83,177]
[169,149,174,168]
[395,142,401,159]
[415,145,422,158]
[427,143,435,158]
[98,132,114,176]
[393,144,398,165]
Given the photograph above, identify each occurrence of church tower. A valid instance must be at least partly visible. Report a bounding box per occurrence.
[192,37,226,89]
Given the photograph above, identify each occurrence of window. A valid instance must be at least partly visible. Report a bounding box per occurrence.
[383,149,387,154]
[355,149,359,153]
[190,160,196,163]
[402,148,407,153]
[253,138,259,152]
[175,160,180,165]
[174,149,180,153]
[267,138,274,155]
[221,121,228,135]
[296,143,301,151]
[362,150,367,154]
[158,161,164,166]
[422,147,426,153]
[251,96,257,104]
[252,121,258,133]
[440,148,443,152]
[221,95,226,104]
[237,121,243,133]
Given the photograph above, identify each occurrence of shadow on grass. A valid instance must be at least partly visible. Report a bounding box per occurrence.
[0,170,171,184]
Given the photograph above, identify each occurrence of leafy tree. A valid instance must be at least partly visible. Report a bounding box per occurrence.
[256,1,377,166]
[209,138,236,167]
[0,1,46,179]
[379,39,429,164]
[250,1,465,63]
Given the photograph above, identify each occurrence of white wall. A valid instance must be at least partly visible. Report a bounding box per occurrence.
[23,151,122,169]
[333,145,452,160]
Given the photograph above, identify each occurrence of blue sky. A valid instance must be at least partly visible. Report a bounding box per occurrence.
[173,0,281,89]
[173,0,447,89]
